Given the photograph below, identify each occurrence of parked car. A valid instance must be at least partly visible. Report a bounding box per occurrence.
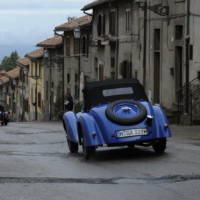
[0,111,9,126]
[63,79,172,159]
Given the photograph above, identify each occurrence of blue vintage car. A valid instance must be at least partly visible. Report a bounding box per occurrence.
[63,79,171,159]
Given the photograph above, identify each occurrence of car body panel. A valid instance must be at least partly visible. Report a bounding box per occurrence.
[63,112,79,143]
[63,102,171,147]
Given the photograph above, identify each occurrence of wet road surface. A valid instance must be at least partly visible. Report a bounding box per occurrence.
[0,122,200,200]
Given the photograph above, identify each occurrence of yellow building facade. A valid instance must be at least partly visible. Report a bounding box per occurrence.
[26,48,45,121]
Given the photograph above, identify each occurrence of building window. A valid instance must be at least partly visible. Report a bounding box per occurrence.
[97,14,102,36]
[154,29,161,103]
[154,29,160,51]
[97,14,106,36]
[38,92,41,108]
[111,57,115,68]
[31,88,34,104]
[125,9,131,32]
[82,36,87,55]
[75,73,78,83]
[65,37,70,56]
[74,38,80,55]
[120,60,132,79]
[175,25,183,40]
[46,81,48,100]
[190,45,193,60]
[51,82,54,89]
[75,85,79,99]
[102,14,106,35]
[197,71,200,80]
[31,63,33,76]
[67,73,70,83]
[109,10,116,35]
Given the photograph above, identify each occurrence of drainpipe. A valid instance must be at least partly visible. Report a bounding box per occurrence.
[185,0,190,113]
[143,0,147,88]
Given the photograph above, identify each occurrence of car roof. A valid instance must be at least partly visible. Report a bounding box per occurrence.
[83,79,148,111]
[84,79,140,90]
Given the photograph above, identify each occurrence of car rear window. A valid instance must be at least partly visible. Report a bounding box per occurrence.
[102,87,134,97]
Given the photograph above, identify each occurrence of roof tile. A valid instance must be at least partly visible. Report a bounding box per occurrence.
[16,58,29,67]
[6,67,20,79]
[26,48,44,59]
[37,35,63,48]
[55,15,92,31]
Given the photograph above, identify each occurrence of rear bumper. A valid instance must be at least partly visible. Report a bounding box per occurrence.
[106,138,167,147]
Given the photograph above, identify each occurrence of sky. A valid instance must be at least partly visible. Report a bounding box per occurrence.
[0,0,92,59]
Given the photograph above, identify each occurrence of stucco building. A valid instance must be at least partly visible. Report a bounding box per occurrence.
[37,35,64,120]
[54,16,92,103]
[26,48,45,121]
[82,0,200,123]
[16,57,30,121]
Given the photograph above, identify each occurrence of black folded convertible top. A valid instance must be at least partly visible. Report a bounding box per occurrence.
[83,79,148,111]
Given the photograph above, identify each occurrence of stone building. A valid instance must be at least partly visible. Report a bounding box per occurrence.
[26,48,45,121]
[54,16,92,103]
[0,70,8,107]
[16,58,30,121]
[37,35,64,120]
[3,67,20,121]
[82,0,200,123]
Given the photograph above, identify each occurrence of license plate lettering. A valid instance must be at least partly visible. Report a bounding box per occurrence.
[117,129,148,138]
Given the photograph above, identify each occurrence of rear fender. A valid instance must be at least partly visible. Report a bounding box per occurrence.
[79,113,105,147]
[63,112,79,143]
[153,106,172,138]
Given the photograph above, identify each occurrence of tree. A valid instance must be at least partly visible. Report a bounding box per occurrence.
[0,51,20,71]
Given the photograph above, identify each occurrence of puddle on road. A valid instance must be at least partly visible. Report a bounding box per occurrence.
[0,175,199,185]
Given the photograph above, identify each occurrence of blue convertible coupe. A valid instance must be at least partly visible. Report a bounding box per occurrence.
[63,79,171,159]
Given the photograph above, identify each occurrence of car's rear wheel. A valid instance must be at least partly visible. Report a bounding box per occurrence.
[152,138,167,154]
[67,139,78,153]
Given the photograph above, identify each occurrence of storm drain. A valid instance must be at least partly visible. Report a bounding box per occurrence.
[0,175,199,184]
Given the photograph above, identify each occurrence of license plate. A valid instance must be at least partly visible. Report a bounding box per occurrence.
[117,129,148,138]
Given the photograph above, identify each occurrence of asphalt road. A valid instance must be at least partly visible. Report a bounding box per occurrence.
[0,122,200,200]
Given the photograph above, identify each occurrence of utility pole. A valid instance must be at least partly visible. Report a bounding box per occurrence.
[185,0,190,113]
[143,0,147,88]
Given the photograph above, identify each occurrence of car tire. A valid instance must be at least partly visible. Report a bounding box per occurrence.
[106,99,147,125]
[82,137,95,160]
[67,139,78,153]
[152,138,167,154]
